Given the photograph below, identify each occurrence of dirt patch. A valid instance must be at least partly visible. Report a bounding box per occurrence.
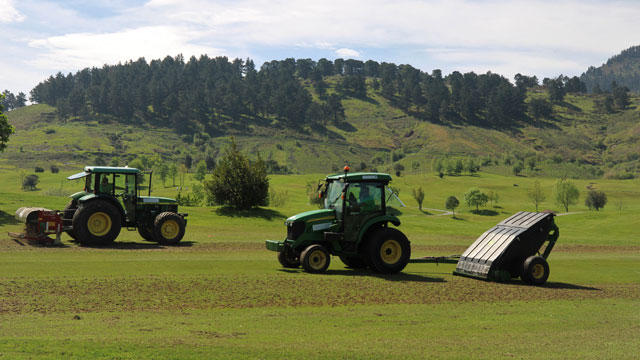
[1,274,637,315]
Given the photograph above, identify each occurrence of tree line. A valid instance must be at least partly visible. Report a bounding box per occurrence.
[581,45,640,93]
[28,55,587,135]
[1,90,27,111]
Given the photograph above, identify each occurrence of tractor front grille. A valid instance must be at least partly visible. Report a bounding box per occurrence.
[287,221,306,240]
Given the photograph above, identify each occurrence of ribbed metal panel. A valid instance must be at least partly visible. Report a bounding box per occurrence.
[455,211,554,279]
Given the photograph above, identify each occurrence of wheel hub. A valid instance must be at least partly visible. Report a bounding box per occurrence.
[160,220,179,239]
[309,251,327,270]
[87,212,112,236]
[380,239,402,264]
[532,263,545,279]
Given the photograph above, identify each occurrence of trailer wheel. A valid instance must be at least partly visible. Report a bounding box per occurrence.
[62,200,78,240]
[137,223,155,242]
[301,244,331,273]
[366,228,411,274]
[153,212,186,245]
[72,200,122,246]
[521,256,550,285]
[339,256,367,269]
[278,249,301,268]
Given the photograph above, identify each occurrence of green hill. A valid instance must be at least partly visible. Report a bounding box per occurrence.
[3,88,639,178]
[581,45,640,92]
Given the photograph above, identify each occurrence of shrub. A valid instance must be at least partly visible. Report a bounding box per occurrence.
[34,166,45,173]
[204,138,268,209]
[306,181,324,208]
[269,189,288,207]
[22,174,39,190]
[50,165,59,173]
[585,190,607,211]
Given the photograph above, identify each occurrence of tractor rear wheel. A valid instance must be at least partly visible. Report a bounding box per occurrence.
[366,228,411,274]
[153,212,185,245]
[278,249,301,268]
[72,201,122,246]
[62,200,78,240]
[137,223,155,242]
[301,244,331,273]
[521,256,549,285]
[339,256,367,269]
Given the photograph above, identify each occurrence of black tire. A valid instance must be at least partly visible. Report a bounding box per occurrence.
[278,249,301,268]
[72,200,122,246]
[521,256,550,285]
[62,200,78,240]
[153,212,186,245]
[366,228,411,274]
[300,244,331,273]
[137,223,156,242]
[339,256,368,269]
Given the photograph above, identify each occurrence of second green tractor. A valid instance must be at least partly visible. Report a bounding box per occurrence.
[266,167,410,274]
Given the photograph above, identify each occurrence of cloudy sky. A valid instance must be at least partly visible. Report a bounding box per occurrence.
[2,0,639,95]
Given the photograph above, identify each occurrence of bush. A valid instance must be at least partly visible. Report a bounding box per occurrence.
[585,190,607,211]
[204,138,269,209]
[34,166,45,173]
[306,181,324,208]
[269,189,288,207]
[50,165,59,173]
[22,174,39,190]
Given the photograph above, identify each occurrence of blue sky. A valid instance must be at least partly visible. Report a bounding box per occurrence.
[2,0,640,95]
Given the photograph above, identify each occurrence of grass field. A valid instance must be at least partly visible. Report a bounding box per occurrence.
[1,169,639,359]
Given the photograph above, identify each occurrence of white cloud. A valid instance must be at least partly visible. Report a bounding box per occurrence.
[0,0,25,22]
[336,48,360,58]
[27,26,222,70]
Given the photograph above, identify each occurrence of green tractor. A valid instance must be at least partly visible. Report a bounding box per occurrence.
[266,167,410,274]
[62,166,187,246]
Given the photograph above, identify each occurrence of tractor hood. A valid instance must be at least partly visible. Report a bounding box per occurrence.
[139,196,178,205]
[286,209,335,225]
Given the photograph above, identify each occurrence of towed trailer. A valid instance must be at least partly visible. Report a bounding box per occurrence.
[410,211,559,285]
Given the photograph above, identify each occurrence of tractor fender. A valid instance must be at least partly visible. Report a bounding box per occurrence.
[77,194,126,225]
[356,215,401,247]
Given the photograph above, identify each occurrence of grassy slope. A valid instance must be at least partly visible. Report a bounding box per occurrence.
[3,91,640,176]
[0,169,639,359]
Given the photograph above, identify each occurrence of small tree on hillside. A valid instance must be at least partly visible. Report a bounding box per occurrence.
[411,187,425,211]
[527,180,546,212]
[194,160,207,181]
[554,178,579,212]
[169,163,178,187]
[445,196,459,218]
[585,190,607,211]
[512,162,524,176]
[0,94,15,152]
[157,162,169,187]
[204,138,269,209]
[464,188,488,212]
[22,174,39,191]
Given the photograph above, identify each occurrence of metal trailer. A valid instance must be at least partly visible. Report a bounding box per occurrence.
[410,211,559,285]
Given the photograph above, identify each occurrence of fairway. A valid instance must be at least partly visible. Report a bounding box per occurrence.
[1,171,639,359]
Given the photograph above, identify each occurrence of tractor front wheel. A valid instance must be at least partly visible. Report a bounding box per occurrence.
[153,212,186,245]
[278,249,301,268]
[339,256,367,269]
[366,228,411,274]
[301,244,331,273]
[521,256,549,285]
[72,201,122,246]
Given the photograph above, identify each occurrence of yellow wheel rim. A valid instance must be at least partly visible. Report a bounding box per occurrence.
[380,239,402,264]
[532,263,545,279]
[308,250,328,270]
[160,219,180,239]
[87,212,112,236]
